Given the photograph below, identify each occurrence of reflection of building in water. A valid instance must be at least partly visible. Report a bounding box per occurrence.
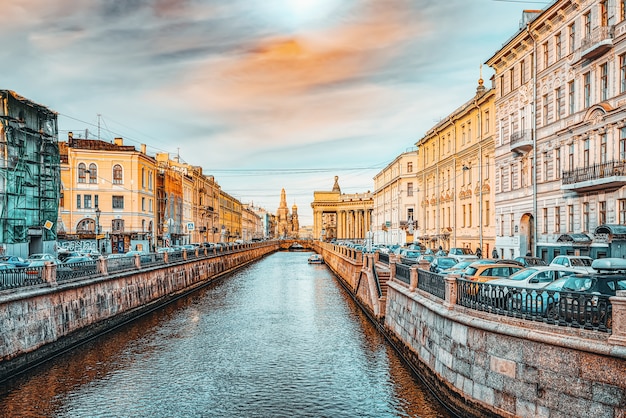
[311,176,373,242]
[275,188,299,238]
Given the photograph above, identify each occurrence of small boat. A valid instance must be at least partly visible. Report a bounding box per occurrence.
[289,243,305,251]
[308,254,324,264]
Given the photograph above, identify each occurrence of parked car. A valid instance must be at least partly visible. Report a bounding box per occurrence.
[417,254,435,264]
[441,259,496,276]
[26,254,62,266]
[463,262,523,284]
[506,276,571,315]
[513,256,548,267]
[550,255,595,273]
[0,255,29,267]
[429,256,460,274]
[448,248,479,262]
[63,256,95,264]
[58,251,85,262]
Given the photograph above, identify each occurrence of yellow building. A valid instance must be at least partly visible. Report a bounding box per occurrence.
[219,190,242,242]
[415,80,496,254]
[191,168,220,244]
[242,205,262,241]
[311,176,373,242]
[59,133,157,254]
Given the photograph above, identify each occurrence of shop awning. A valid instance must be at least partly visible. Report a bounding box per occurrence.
[556,233,592,243]
[594,224,626,240]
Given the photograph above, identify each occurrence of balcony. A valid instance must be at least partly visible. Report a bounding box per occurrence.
[561,160,626,193]
[509,130,533,153]
[580,26,613,61]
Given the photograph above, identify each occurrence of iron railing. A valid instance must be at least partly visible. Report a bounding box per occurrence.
[456,279,613,333]
[0,267,45,289]
[378,252,389,264]
[56,260,99,282]
[562,160,626,185]
[395,263,411,285]
[417,269,446,300]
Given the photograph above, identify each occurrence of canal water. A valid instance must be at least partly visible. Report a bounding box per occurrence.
[0,251,452,418]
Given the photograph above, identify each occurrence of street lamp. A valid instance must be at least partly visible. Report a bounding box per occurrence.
[95,206,101,253]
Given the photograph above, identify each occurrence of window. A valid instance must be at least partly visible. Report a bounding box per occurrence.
[600,0,608,26]
[510,216,515,236]
[542,94,549,125]
[555,207,561,233]
[77,219,95,232]
[543,208,548,233]
[88,163,97,184]
[555,32,562,60]
[569,144,575,169]
[555,87,563,120]
[569,22,576,54]
[76,194,81,209]
[462,205,466,228]
[622,0,626,22]
[599,201,606,225]
[568,205,574,232]
[584,12,591,36]
[500,75,504,95]
[510,164,514,190]
[543,152,549,181]
[555,148,561,179]
[583,202,590,232]
[485,201,490,226]
[583,138,590,167]
[113,164,123,184]
[600,134,607,164]
[148,171,153,190]
[78,163,87,183]
[543,42,549,69]
[112,195,124,209]
[621,54,626,93]
[568,81,575,114]
[621,128,626,160]
[620,200,626,224]
[407,162,413,173]
[142,197,145,211]
[520,59,525,84]
[94,195,99,208]
[461,125,466,144]
[467,121,472,143]
[112,219,125,233]
[484,110,490,133]
[601,63,608,101]
[407,182,413,196]
[141,167,146,189]
[84,194,92,209]
[584,72,591,108]
[509,68,514,92]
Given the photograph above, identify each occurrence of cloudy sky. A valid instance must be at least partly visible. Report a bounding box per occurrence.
[0,0,550,225]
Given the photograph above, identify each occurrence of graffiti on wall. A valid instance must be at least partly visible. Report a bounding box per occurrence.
[58,240,98,252]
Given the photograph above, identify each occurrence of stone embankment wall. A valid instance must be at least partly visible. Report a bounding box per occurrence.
[0,243,278,382]
[315,242,626,418]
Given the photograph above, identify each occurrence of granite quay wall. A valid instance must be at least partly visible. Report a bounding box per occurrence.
[315,242,626,418]
[0,242,279,382]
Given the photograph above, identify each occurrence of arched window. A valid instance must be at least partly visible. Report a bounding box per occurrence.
[88,163,98,184]
[142,219,146,232]
[78,163,87,183]
[77,218,95,232]
[113,164,123,184]
[148,221,153,233]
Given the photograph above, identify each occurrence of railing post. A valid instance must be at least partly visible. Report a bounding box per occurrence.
[609,290,626,346]
[164,252,169,263]
[134,254,141,269]
[443,274,459,310]
[183,249,188,261]
[356,251,363,264]
[409,265,418,292]
[44,262,57,286]
[389,258,396,282]
[97,256,108,276]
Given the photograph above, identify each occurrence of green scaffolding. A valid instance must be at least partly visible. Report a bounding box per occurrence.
[0,91,60,245]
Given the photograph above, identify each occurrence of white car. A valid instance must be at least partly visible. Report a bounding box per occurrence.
[488,266,580,290]
[549,255,595,273]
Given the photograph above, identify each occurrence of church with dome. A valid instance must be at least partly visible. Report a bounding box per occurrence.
[275,188,299,238]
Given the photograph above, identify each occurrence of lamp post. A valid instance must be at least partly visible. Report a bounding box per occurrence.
[95,206,101,254]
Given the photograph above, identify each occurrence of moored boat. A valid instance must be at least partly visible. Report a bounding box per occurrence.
[308,254,324,264]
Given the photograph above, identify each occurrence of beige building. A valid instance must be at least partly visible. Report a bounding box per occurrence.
[372,149,419,246]
[59,134,157,253]
[242,205,262,241]
[414,81,496,254]
[486,1,626,260]
[311,176,373,242]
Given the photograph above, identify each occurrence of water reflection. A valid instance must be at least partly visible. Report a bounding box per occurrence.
[0,251,451,418]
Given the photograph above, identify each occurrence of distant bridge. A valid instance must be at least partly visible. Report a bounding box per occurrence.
[278,239,315,251]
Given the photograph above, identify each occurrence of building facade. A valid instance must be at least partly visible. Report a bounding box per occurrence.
[219,190,242,242]
[311,176,373,242]
[241,205,263,241]
[486,0,626,259]
[0,91,60,257]
[414,82,496,254]
[372,149,419,246]
[59,135,157,254]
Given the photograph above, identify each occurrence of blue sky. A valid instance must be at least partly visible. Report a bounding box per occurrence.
[0,0,552,225]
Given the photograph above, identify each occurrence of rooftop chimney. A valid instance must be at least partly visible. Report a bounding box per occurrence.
[114,137,123,146]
